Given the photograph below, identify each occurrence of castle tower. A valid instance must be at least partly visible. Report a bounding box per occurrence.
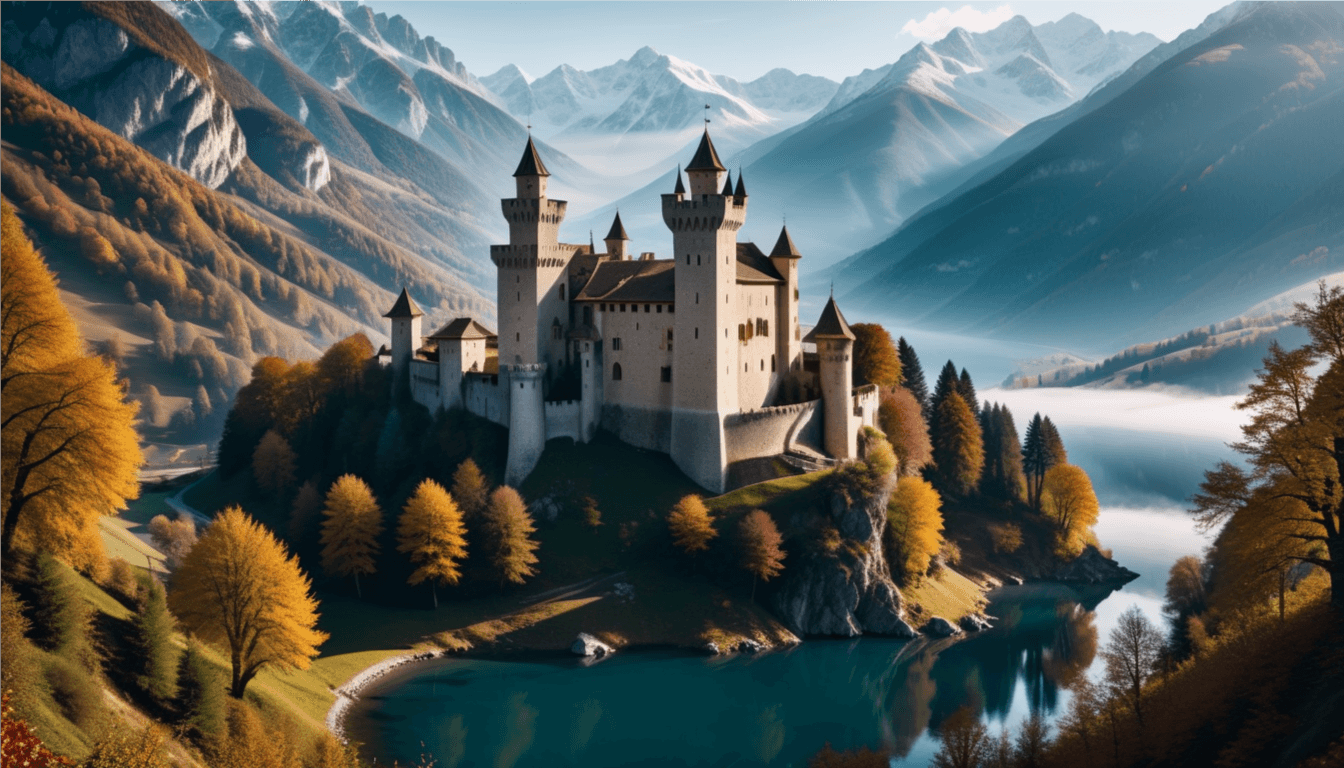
[383,288,423,370]
[493,137,570,372]
[505,364,546,486]
[428,318,492,411]
[604,212,630,260]
[808,296,860,461]
[664,128,747,492]
[769,225,803,374]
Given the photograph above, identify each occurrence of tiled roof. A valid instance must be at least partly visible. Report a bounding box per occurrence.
[574,260,676,303]
[686,129,725,172]
[803,296,855,341]
[428,318,495,340]
[513,137,550,177]
[769,226,802,258]
[736,242,785,284]
[604,212,629,241]
[382,288,424,318]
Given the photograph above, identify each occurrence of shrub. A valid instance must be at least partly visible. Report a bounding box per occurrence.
[102,558,140,604]
[989,523,1023,554]
[82,724,171,768]
[43,655,105,733]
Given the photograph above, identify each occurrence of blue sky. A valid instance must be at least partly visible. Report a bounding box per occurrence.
[371,1,1231,82]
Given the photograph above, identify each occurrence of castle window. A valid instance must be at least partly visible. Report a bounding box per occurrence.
[516,333,520,342]
[583,307,593,324]
[761,360,765,371]
[612,337,622,351]
[657,305,663,313]
[559,284,566,300]
[600,303,606,311]
[739,324,746,341]
[669,304,674,313]
[644,304,651,313]
[661,366,672,383]
[772,355,777,372]
[686,255,691,265]
[695,327,699,339]
[620,304,627,312]
[636,323,639,331]
[697,255,701,266]
[695,293,699,304]
[612,363,622,381]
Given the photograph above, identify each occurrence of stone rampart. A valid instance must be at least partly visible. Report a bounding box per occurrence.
[409,359,440,411]
[724,400,822,464]
[464,372,507,426]
[544,400,582,442]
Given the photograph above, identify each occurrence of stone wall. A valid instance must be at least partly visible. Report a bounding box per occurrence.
[409,359,439,411]
[464,371,508,426]
[854,384,880,429]
[723,399,821,464]
[544,399,582,442]
[602,402,673,454]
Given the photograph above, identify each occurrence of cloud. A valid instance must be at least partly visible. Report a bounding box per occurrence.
[901,4,1016,41]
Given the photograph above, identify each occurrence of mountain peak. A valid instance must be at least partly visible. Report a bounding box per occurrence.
[630,45,663,66]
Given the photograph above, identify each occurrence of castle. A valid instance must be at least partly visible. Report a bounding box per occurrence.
[384,130,878,492]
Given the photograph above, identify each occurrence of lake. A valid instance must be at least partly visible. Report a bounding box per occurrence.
[345,386,1238,768]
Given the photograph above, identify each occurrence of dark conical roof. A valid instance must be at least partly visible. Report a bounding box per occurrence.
[769,225,802,258]
[513,136,550,177]
[734,171,747,197]
[605,212,629,241]
[673,165,686,194]
[686,128,725,172]
[383,288,424,318]
[807,296,855,340]
[721,170,733,196]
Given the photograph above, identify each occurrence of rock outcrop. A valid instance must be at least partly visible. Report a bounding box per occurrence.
[771,476,917,639]
[1051,545,1140,584]
[922,617,963,638]
[570,633,613,658]
[2,6,246,189]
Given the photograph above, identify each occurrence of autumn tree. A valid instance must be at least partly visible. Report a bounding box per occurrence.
[879,387,932,476]
[932,391,984,497]
[667,494,717,554]
[1040,464,1100,558]
[481,486,540,587]
[1,202,142,563]
[218,356,292,477]
[171,508,327,700]
[1014,711,1051,768]
[897,337,929,412]
[1163,555,1209,658]
[148,513,197,570]
[1101,606,1163,727]
[252,429,297,498]
[397,479,468,608]
[320,474,384,598]
[885,476,945,584]
[82,724,171,768]
[738,509,786,599]
[931,707,991,768]
[850,323,901,389]
[130,579,178,703]
[451,458,490,521]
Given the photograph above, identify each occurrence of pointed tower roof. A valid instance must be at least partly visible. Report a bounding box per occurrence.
[686,128,725,172]
[721,170,733,196]
[605,212,630,241]
[383,288,424,318]
[769,225,802,258]
[734,171,747,198]
[673,165,686,194]
[513,136,550,177]
[805,296,855,341]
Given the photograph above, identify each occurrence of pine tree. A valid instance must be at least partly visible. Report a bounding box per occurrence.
[481,487,540,587]
[980,403,1026,502]
[397,479,468,608]
[319,474,384,598]
[1022,413,1051,510]
[958,368,978,414]
[451,458,490,522]
[931,392,984,497]
[131,579,178,703]
[176,639,225,739]
[930,361,960,418]
[1041,417,1068,468]
[738,509,785,599]
[30,553,95,670]
[667,494,717,554]
[897,337,929,412]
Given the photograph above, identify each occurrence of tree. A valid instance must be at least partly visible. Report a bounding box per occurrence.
[1101,606,1163,726]
[980,403,1026,502]
[850,323,901,389]
[175,639,225,739]
[217,357,291,478]
[1,692,73,768]
[1163,555,1208,620]
[1,584,39,697]
[930,360,961,423]
[82,725,171,768]
[931,707,991,768]
[897,337,929,412]
[1022,413,1065,510]
[2,202,142,563]
[169,507,328,698]
[1014,711,1051,768]
[885,476,944,584]
[131,579,178,703]
[738,509,785,599]
[1040,464,1100,558]
[451,458,490,521]
[667,494,717,554]
[288,479,323,545]
[30,553,95,670]
[958,368,978,414]
[481,486,540,587]
[1041,417,1067,467]
[147,513,196,570]
[878,387,932,476]
[932,391,984,497]
[397,479,468,607]
[251,429,296,498]
[320,474,384,598]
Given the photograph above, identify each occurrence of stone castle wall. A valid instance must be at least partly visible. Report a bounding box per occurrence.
[723,399,822,464]
[409,359,440,411]
[544,399,583,442]
[464,372,508,426]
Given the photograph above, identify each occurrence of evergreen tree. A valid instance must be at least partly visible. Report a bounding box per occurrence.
[931,361,960,417]
[980,403,1026,503]
[738,510,785,599]
[667,495,717,555]
[1022,413,1058,510]
[451,458,490,522]
[319,474,384,598]
[897,337,929,412]
[30,553,95,670]
[482,487,540,587]
[931,392,984,497]
[175,639,225,739]
[1041,416,1068,467]
[397,479,469,607]
[958,368,978,414]
[131,578,178,703]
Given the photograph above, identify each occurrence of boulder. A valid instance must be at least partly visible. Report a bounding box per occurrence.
[959,614,994,633]
[570,633,613,658]
[737,639,766,654]
[702,641,721,656]
[1052,545,1139,584]
[922,617,963,638]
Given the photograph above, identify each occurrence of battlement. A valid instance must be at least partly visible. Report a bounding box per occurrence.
[660,193,746,232]
[501,197,567,224]
[507,363,547,375]
[491,243,573,268]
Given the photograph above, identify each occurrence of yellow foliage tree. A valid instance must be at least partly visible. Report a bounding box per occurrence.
[396,479,468,608]
[885,476,945,584]
[1,201,142,565]
[169,507,327,698]
[738,509,786,599]
[481,486,539,587]
[251,429,296,498]
[319,475,383,598]
[667,494,717,554]
[1041,464,1101,558]
[451,458,489,521]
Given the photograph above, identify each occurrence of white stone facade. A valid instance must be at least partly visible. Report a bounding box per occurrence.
[386,133,874,491]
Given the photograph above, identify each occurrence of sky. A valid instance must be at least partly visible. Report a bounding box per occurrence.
[371,1,1232,82]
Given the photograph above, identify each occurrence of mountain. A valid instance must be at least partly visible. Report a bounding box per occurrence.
[832,1,1344,351]
[1,1,498,459]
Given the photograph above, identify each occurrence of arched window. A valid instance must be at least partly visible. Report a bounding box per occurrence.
[612,362,623,381]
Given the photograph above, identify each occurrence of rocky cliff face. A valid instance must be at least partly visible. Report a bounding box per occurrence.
[771,478,917,638]
[2,7,246,189]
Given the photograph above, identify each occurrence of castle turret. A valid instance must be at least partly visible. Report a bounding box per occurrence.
[505,363,546,486]
[684,128,725,196]
[383,288,423,370]
[428,318,493,411]
[604,212,630,260]
[770,226,803,374]
[806,296,860,461]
